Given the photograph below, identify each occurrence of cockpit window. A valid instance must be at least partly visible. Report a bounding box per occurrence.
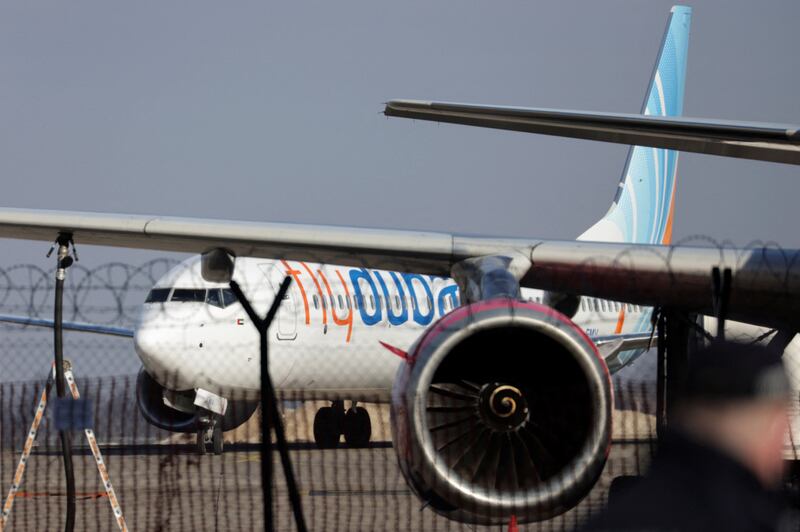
[170,289,207,303]
[145,288,170,303]
[221,288,238,308]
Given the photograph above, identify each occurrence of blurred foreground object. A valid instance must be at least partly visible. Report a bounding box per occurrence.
[583,341,798,532]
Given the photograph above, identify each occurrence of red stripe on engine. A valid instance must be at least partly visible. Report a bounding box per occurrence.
[379,341,412,362]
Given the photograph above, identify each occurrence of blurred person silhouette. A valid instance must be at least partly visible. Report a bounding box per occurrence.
[582,340,798,532]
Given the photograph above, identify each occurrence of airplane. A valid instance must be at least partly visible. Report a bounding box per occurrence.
[1,5,800,524]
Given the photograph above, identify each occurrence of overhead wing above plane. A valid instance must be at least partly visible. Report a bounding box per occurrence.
[383,100,800,165]
[0,207,798,329]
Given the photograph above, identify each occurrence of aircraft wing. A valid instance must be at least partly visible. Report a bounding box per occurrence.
[0,313,134,337]
[384,100,800,166]
[0,207,798,329]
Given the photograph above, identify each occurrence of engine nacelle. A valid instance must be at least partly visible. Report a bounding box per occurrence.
[391,299,611,524]
[136,368,258,433]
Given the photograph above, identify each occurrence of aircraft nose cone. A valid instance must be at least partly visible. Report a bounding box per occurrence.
[133,326,160,370]
[134,306,189,388]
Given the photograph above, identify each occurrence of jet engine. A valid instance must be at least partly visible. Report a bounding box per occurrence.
[136,368,258,433]
[391,299,612,524]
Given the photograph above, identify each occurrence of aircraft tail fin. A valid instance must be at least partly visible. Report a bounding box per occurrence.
[579,5,691,245]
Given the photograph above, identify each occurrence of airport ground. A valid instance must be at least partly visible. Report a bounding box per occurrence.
[1,437,654,531]
[0,395,659,531]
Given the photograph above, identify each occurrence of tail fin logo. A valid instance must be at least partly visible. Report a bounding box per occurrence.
[579,5,691,245]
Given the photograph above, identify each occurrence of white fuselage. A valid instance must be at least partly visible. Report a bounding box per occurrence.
[133,256,652,400]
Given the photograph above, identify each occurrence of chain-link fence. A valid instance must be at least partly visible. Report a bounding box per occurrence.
[0,257,796,531]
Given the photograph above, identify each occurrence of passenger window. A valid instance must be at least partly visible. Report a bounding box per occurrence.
[313,295,319,309]
[337,295,344,309]
[352,295,358,310]
[206,289,223,308]
[369,295,375,310]
[171,289,206,303]
[394,295,401,309]
[145,288,170,303]
[221,288,238,307]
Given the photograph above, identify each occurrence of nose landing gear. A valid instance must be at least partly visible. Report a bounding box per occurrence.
[313,401,372,449]
[196,414,224,455]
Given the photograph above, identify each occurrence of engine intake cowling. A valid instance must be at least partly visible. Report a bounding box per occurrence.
[136,368,258,433]
[391,299,611,524]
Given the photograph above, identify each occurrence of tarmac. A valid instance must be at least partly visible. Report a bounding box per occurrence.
[0,439,654,531]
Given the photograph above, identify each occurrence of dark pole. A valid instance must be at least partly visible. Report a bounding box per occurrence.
[664,309,690,420]
[51,234,76,532]
[655,310,667,440]
[711,267,732,341]
[259,328,273,532]
[229,277,307,532]
[267,390,306,530]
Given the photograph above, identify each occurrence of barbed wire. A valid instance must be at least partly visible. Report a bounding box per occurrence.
[1,233,798,330]
[0,259,179,327]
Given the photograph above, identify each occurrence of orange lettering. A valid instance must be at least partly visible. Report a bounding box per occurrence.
[280,260,310,325]
[300,262,326,325]
[318,269,353,343]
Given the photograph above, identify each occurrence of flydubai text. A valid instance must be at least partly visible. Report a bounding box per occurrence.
[279,260,460,342]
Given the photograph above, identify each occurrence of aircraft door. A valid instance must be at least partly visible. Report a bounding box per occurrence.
[258,263,298,341]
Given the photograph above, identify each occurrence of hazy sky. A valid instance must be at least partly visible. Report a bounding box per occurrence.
[0,0,798,268]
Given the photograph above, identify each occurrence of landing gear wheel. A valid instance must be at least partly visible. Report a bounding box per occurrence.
[313,407,341,449]
[212,421,224,455]
[196,428,207,455]
[343,408,371,448]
